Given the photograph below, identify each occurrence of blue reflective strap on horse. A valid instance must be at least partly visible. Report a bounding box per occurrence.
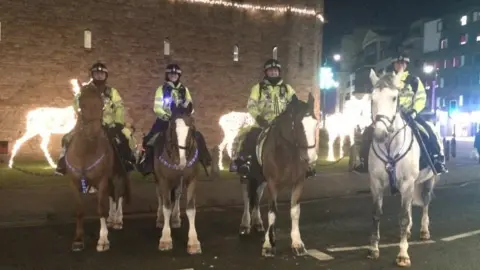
[158,148,198,170]
[65,153,106,194]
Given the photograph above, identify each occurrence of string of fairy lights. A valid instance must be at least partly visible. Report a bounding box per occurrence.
[172,0,325,22]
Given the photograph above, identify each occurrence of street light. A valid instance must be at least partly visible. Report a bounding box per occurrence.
[423,64,435,74]
[333,54,341,62]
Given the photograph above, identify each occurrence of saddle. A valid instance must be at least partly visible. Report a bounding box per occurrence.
[255,127,271,167]
[400,114,430,171]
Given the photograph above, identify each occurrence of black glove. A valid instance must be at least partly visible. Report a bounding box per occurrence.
[256,116,269,128]
[408,109,418,119]
[114,123,125,133]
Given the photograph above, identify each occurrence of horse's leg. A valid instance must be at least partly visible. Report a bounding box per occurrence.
[239,181,251,236]
[113,196,124,230]
[156,184,164,228]
[172,185,182,229]
[71,188,85,251]
[262,181,278,257]
[158,180,173,251]
[107,196,117,228]
[291,180,307,256]
[186,177,202,255]
[420,178,434,240]
[252,181,266,233]
[96,178,110,252]
[396,184,414,267]
[367,178,384,259]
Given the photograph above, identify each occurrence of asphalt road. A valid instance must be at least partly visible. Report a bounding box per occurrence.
[2,181,480,270]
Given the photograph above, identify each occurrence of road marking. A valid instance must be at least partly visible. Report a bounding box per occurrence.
[178,268,194,270]
[327,240,435,252]
[441,229,480,242]
[307,249,334,261]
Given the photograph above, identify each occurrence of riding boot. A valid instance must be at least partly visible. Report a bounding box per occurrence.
[54,148,67,176]
[138,147,154,176]
[306,165,316,178]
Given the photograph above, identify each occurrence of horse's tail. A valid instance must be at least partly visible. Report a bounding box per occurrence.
[123,173,132,205]
[248,177,258,209]
[412,177,435,207]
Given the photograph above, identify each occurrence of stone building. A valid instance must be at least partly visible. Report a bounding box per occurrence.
[0,0,323,159]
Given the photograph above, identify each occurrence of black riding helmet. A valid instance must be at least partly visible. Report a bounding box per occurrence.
[392,53,410,64]
[90,62,108,85]
[263,59,282,73]
[165,64,182,83]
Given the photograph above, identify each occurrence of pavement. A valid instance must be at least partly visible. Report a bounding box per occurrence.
[0,141,478,228]
[2,179,480,269]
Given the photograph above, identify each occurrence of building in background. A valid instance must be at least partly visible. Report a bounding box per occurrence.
[0,0,324,158]
[422,6,480,136]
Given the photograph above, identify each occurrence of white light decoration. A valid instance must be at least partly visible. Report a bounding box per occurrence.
[84,29,92,49]
[8,79,90,169]
[423,64,434,74]
[323,95,371,161]
[172,0,324,22]
[217,111,255,170]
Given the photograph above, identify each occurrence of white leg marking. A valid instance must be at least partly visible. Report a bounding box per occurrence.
[186,208,202,254]
[113,197,123,230]
[262,211,276,255]
[420,206,430,240]
[307,249,334,261]
[240,183,251,233]
[159,206,173,251]
[96,217,110,252]
[290,204,303,248]
[107,197,116,228]
[175,118,189,168]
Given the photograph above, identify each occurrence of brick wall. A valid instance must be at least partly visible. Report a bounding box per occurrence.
[0,0,323,159]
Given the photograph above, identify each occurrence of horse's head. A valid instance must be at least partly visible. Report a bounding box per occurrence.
[278,93,318,162]
[369,69,402,142]
[78,82,103,123]
[170,102,194,128]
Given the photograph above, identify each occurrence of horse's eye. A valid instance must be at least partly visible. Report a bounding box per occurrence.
[392,97,397,102]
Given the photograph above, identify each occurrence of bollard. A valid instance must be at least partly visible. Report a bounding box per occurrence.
[451,137,456,158]
[444,139,450,161]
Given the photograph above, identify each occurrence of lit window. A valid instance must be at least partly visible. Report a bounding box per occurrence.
[461,55,465,66]
[474,12,480,22]
[440,38,448,49]
[164,38,170,56]
[233,45,239,62]
[460,34,468,45]
[460,15,467,26]
[440,77,445,88]
[272,46,278,60]
[84,29,92,49]
[436,97,441,107]
[459,95,464,106]
[477,33,480,42]
[444,59,448,68]
[453,57,459,67]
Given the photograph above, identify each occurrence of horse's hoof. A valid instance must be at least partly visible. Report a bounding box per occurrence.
[420,230,430,240]
[96,241,110,252]
[239,226,251,236]
[71,241,84,252]
[158,240,173,251]
[292,245,308,256]
[171,219,182,229]
[253,224,265,233]
[113,222,123,230]
[396,256,411,267]
[262,247,276,257]
[367,249,379,259]
[187,242,202,255]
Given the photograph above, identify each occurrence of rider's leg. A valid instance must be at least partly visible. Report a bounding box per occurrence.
[416,118,448,174]
[194,131,212,167]
[139,119,168,175]
[353,125,374,173]
[237,127,262,177]
[55,131,74,176]
[229,128,249,172]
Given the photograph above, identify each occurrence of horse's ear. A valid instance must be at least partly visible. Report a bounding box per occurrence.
[369,69,379,86]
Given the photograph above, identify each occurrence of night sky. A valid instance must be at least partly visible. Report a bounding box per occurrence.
[322,0,474,57]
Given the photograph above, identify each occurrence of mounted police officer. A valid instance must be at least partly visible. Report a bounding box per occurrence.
[229,59,316,179]
[137,64,212,175]
[55,62,136,176]
[354,53,448,174]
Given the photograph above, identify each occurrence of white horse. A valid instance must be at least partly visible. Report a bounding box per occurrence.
[367,70,436,267]
[217,112,255,170]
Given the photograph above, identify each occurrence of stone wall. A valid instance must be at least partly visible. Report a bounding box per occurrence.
[0,0,323,159]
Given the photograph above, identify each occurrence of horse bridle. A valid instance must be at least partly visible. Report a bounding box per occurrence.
[277,110,316,150]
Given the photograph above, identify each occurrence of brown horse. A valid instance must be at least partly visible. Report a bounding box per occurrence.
[153,105,202,255]
[240,93,318,257]
[65,82,131,252]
